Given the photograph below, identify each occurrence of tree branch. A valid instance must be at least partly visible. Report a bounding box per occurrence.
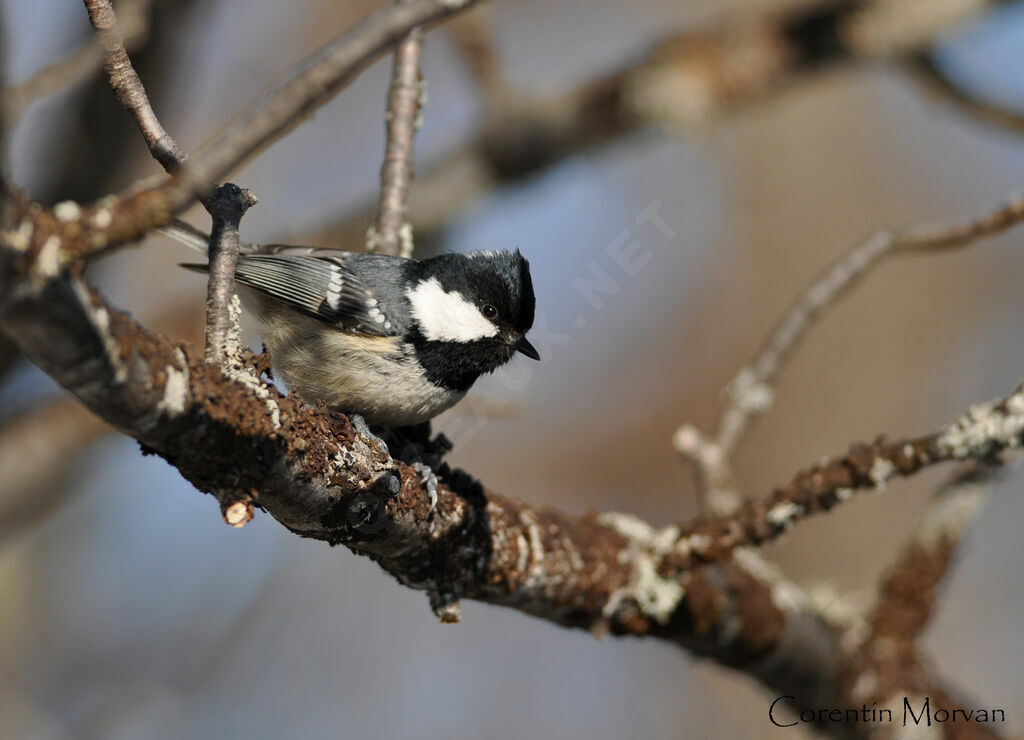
[306,0,1020,250]
[369,1,423,258]
[203,183,256,364]
[666,385,1024,574]
[838,466,1004,739]
[0,185,1017,734]
[2,0,151,124]
[676,192,1024,514]
[0,208,867,723]
[83,0,185,172]
[0,0,483,268]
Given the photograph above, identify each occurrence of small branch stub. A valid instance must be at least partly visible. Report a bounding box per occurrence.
[429,589,462,624]
[222,499,255,528]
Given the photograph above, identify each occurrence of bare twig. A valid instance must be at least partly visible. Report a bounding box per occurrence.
[0,0,484,267]
[179,0,480,209]
[677,192,1024,514]
[369,1,424,257]
[665,380,1024,573]
[83,0,185,173]
[204,183,256,364]
[2,0,150,123]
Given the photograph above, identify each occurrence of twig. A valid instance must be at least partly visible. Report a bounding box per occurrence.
[677,192,1024,513]
[0,0,483,266]
[369,1,424,258]
[3,0,150,124]
[83,3,255,368]
[177,0,479,209]
[905,50,1024,136]
[664,380,1024,573]
[83,0,185,173]
[204,183,256,365]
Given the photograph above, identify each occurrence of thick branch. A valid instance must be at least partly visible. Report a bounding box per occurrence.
[0,218,850,716]
[1,195,1017,735]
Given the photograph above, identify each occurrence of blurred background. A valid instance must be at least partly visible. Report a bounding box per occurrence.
[2,0,1024,737]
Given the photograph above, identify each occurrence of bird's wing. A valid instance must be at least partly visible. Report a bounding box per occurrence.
[185,253,399,336]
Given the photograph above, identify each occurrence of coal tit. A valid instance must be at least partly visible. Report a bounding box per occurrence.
[159,220,539,428]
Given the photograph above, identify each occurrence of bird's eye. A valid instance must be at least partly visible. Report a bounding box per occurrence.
[481,304,498,319]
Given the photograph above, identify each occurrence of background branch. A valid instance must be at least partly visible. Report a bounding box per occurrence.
[308,0,1023,250]
[677,193,1024,514]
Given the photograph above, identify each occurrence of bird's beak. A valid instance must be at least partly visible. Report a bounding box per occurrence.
[514,335,540,360]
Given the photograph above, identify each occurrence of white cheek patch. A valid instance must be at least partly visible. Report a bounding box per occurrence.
[407,277,498,342]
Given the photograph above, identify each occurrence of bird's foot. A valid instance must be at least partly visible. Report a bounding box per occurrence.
[411,461,439,514]
[349,413,389,455]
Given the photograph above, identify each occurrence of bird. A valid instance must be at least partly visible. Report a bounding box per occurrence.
[158,220,539,429]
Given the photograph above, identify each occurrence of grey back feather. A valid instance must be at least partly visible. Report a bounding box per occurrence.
[162,219,410,338]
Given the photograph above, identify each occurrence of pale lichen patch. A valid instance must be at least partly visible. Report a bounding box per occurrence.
[91,208,113,229]
[219,294,281,429]
[71,280,129,386]
[869,457,895,489]
[728,367,775,415]
[36,236,62,277]
[849,672,879,703]
[53,201,82,222]
[766,501,804,530]
[518,510,546,588]
[4,219,34,251]
[599,512,685,624]
[157,363,189,416]
[935,392,1024,460]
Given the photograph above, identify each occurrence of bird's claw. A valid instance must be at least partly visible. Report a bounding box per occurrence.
[349,413,389,455]
[411,461,438,514]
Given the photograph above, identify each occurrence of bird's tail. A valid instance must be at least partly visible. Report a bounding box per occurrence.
[156,219,211,254]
